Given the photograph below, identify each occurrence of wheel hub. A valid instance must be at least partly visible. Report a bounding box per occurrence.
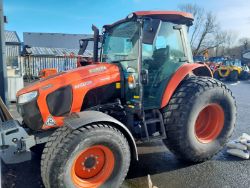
[71,145,115,188]
[83,156,97,169]
[195,103,225,144]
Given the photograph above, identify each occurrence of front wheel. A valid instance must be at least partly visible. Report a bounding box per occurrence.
[41,123,131,188]
[162,76,236,163]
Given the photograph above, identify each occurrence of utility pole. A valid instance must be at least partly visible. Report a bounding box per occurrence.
[0,0,7,104]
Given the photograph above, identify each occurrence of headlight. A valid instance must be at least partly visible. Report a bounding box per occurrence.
[18,91,38,104]
[128,74,136,89]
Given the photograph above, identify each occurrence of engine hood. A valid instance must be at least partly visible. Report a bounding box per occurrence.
[17,63,120,96]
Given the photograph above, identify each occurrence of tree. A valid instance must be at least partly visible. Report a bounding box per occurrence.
[179,4,219,56]
[239,37,250,50]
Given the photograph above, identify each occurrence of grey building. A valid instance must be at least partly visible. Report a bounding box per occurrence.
[22,32,93,77]
[5,30,21,66]
[4,31,23,102]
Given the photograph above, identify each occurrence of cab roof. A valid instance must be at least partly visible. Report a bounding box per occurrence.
[134,11,193,20]
[104,11,193,29]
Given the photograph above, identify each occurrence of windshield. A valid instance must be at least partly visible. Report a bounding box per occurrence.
[101,21,140,63]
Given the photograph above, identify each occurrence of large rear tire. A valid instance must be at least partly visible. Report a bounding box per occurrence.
[41,123,131,188]
[162,76,236,163]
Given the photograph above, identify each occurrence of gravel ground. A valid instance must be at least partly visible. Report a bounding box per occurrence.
[2,80,250,188]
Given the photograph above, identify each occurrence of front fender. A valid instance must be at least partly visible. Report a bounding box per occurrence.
[161,63,212,108]
[64,110,138,160]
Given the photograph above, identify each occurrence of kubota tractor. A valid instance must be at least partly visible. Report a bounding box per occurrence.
[0,11,236,188]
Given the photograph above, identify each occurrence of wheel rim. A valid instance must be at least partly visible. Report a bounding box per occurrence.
[71,145,115,188]
[195,104,225,144]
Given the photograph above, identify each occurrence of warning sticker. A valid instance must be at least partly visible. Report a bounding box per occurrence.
[45,115,56,126]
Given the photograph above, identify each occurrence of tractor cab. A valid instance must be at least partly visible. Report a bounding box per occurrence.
[99,11,193,111]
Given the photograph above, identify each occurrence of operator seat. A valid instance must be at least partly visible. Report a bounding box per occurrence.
[148,46,170,85]
[149,46,170,70]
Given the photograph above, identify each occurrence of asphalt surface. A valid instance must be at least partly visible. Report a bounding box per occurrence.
[2,80,250,188]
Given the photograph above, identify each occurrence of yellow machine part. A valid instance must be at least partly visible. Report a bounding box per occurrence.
[218,66,242,77]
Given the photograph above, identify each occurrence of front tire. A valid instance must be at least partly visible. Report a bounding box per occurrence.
[41,123,131,188]
[162,76,236,163]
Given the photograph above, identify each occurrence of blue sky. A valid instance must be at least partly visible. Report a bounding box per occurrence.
[4,0,250,41]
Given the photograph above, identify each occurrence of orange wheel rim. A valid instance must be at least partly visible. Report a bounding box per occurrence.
[71,145,115,188]
[195,103,225,144]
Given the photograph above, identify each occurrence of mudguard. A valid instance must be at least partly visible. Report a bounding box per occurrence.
[64,110,138,160]
[161,63,212,108]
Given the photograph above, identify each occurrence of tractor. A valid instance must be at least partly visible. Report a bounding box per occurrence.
[0,11,236,188]
[214,58,249,81]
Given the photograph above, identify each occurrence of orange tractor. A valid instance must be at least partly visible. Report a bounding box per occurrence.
[0,11,236,188]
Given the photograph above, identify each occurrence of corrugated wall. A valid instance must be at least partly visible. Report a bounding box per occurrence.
[23,56,77,77]
[6,44,21,69]
[6,45,20,57]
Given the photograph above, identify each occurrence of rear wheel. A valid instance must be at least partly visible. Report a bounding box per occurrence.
[239,71,249,80]
[162,76,236,162]
[41,123,131,188]
[228,70,238,82]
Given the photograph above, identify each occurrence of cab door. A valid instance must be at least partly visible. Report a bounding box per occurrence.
[142,21,188,110]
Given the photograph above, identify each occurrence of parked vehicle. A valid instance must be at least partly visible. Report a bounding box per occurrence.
[0,11,236,188]
[214,59,249,81]
[206,56,225,72]
[193,55,206,63]
[39,68,58,79]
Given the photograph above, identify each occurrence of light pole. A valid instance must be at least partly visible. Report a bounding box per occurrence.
[0,0,7,104]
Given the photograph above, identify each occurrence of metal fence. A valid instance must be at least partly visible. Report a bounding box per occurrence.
[23,56,77,77]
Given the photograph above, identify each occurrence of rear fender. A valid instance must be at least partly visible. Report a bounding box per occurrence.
[161,63,212,108]
[64,111,138,160]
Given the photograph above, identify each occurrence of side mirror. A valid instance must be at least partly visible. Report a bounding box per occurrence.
[141,69,149,85]
[173,25,182,30]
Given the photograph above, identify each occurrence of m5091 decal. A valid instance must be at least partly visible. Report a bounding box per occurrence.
[74,81,93,89]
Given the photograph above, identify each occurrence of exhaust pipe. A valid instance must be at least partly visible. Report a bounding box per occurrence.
[92,25,99,62]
